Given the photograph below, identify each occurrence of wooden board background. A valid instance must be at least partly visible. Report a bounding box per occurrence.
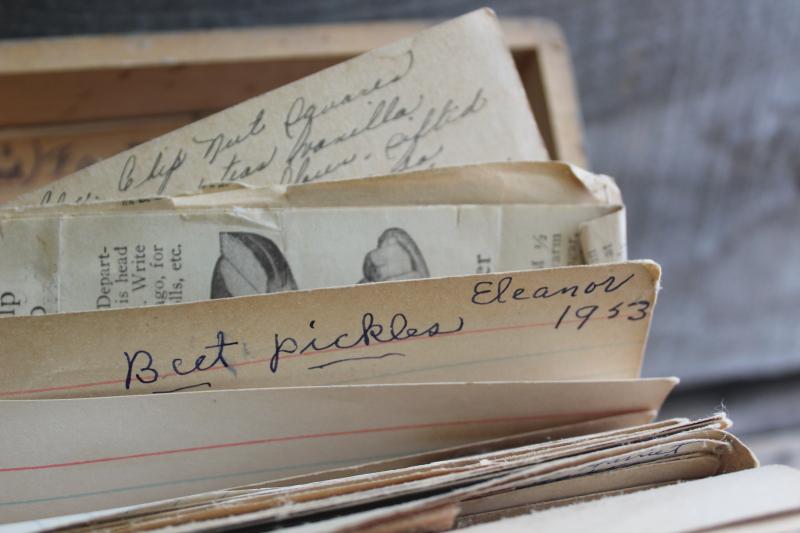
[2,0,799,438]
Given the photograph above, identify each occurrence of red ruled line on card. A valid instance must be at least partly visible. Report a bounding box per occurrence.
[0,408,647,473]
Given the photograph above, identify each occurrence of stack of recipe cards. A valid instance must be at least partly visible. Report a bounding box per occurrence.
[0,8,789,533]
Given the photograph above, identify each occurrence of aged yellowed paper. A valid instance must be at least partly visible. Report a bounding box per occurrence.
[0,204,621,315]
[0,379,675,523]
[0,162,625,316]
[0,262,659,398]
[7,9,547,207]
[5,412,758,532]
[462,465,798,532]
[0,161,622,215]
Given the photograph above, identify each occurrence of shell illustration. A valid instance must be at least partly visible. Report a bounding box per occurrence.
[211,232,297,298]
[360,228,430,283]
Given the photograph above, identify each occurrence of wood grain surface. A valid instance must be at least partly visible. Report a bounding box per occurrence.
[1,1,798,396]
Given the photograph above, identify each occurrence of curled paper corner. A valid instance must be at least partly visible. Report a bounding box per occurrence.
[567,163,623,205]
[631,260,662,289]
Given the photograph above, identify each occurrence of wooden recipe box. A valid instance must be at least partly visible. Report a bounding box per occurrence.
[0,18,586,203]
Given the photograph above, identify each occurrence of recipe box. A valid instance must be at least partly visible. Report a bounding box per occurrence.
[0,18,586,203]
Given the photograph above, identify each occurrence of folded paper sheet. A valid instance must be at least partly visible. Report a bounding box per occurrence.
[172,161,622,210]
[8,9,547,207]
[0,262,659,398]
[0,161,622,215]
[0,379,676,523]
[0,162,626,315]
[0,204,623,315]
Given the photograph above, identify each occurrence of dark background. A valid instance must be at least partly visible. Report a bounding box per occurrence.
[2,0,799,446]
